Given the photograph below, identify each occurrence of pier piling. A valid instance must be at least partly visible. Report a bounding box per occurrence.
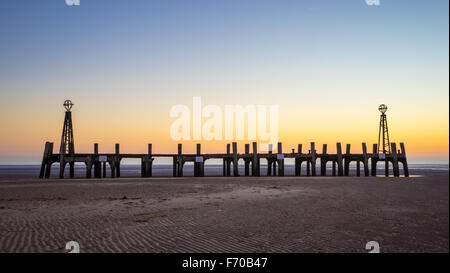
[232,142,239,176]
[320,144,327,176]
[400,143,409,177]
[362,143,369,176]
[277,142,284,176]
[39,140,410,179]
[244,144,250,176]
[311,142,317,176]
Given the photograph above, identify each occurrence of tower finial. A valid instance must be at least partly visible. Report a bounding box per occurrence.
[63,100,74,112]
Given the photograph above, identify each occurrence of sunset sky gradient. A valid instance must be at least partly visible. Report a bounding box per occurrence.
[0,0,448,164]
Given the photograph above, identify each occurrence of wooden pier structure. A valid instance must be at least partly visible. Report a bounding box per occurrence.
[39,100,409,179]
[39,141,409,179]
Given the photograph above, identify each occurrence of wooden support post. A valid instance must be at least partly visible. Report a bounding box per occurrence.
[273,159,277,176]
[232,142,239,176]
[194,143,202,176]
[114,144,120,178]
[147,143,153,177]
[45,144,53,179]
[39,142,49,178]
[257,157,261,176]
[110,160,116,178]
[385,158,389,177]
[251,142,256,176]
[244,144,250,176]
[332,161,336,176]
[295,144,302,176]
[277,142,284,176]
[226,144,231,176]
[195,144,200,177]
[173,156,177,177]
[344,144,351,176]
[400,143,409,177]
[362,143,369,176]
[195,144,203,177]
[177,144,183,177]
[44,164,52,179]
[69,161,75,178]
[391,143,400,177]
[86,156,92,178]
[267,144,273,176]
[252,142,259,176]
[320,144,327,176]
[59,155,65,179]
[102,162,106,178]
[44,142,54,179]
[39,142,50,179]
[306,160,311,176]
[311,142,316,176]
[371,144,377,176]
[356,160,361,177]
[336,143,343,176]
[222,158,226,177]
[94,143,101,178]
[141,157,146,178]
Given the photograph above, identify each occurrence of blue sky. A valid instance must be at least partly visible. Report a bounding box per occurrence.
[0,0,448,164]
[1,0,448,85]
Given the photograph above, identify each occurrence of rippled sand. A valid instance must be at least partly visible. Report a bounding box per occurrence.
[0,170,448,253]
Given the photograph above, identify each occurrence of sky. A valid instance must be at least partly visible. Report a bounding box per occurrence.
[0,0,448,164]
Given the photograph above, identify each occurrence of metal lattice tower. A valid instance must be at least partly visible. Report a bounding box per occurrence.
[377,104,391,154]
[60,100,75,155]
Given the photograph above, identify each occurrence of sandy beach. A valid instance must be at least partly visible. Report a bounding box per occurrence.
[0,169,448,253]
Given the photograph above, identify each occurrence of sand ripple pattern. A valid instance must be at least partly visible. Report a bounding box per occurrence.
[0,174,448,253]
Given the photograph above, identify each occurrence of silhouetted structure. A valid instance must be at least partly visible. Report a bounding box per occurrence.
[378,104,390,154]
[59,100,75,178]
[39,101,409,179]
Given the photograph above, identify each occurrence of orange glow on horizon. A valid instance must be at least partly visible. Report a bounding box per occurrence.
[0,101,448,163]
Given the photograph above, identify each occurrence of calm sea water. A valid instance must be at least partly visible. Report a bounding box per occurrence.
[0,164,447,179]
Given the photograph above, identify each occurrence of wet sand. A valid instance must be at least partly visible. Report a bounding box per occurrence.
[0,170,448,253]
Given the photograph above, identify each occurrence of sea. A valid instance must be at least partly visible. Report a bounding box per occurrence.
[0,164,448,179]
